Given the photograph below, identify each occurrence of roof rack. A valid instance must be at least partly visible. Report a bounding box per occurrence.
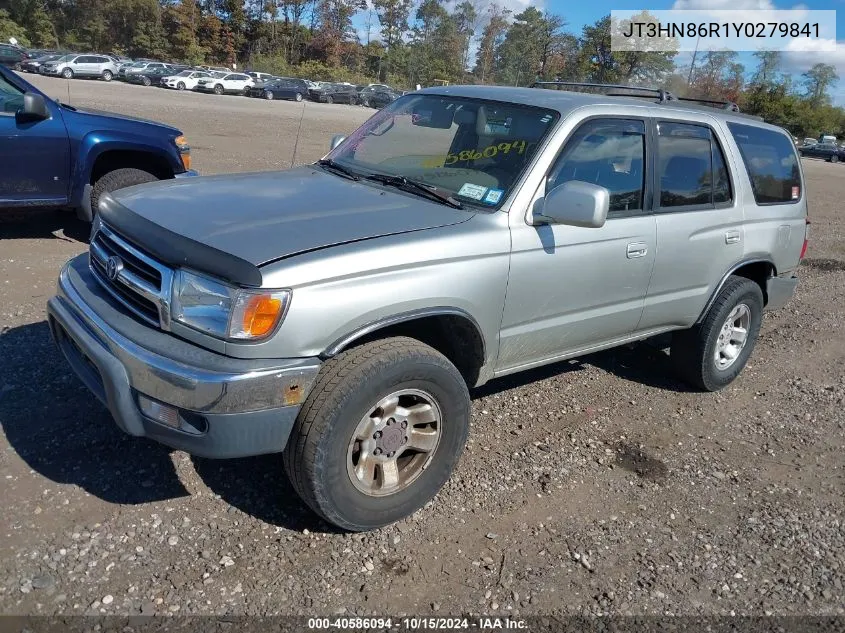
[531,81,742,113]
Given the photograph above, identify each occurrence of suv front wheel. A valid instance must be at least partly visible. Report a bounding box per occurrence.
[284,337,470,531]
[671,275,764,391]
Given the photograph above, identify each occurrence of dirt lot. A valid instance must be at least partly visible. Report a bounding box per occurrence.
[1,75,843,619]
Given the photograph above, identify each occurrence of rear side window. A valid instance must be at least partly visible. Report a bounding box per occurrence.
[728,122,801,204]
[656,121,732,209]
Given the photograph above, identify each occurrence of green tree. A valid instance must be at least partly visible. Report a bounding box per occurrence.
[751,51,780,87]
[495,7,563,85]
[577,15,616,83]
[802,62,839,107]
[164,0,207,63]
[611,11,676,85]
[0,9,29,47]
[373,0,412,76]
[452,1,477,75]
[473,4,509,83]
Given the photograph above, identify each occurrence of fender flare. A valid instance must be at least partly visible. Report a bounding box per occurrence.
[70,134,182,208]
[321,306,487,361]
[695,257,776,324]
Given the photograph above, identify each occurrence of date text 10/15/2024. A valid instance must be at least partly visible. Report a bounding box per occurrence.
[308,617,529,630]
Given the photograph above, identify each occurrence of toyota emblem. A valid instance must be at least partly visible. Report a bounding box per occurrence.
[106,256,124,280]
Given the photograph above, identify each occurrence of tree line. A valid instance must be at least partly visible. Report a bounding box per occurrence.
[1,0,842,137]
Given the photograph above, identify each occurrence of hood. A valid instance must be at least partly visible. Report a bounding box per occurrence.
[62,104,181,135]
[107,167,475,269]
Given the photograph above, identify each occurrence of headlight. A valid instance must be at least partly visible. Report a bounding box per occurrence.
[171,270,290,340]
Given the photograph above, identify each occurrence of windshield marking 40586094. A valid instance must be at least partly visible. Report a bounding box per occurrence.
[321,94,559,209]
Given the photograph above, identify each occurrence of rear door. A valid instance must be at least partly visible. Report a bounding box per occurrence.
[638,118,744,330]
[725,122,806,276]
[0,71,70,205]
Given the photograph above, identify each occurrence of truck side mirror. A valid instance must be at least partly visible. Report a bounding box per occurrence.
[16,92,50,123]
[533,181,609,228]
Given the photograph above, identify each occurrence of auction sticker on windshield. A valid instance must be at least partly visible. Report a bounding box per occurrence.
[458,183,487,200]
[483,189,504,205]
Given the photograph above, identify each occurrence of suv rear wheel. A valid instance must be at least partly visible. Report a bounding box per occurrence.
[671,275,764,391]
[284,337,470,531]
[213,84,224,95]
[89,168,158,221]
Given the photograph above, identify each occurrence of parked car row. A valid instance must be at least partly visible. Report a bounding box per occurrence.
[799,141,845,163]
[11,45,408,109]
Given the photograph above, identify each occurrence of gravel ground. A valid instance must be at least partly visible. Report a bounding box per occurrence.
[0,75,843,619]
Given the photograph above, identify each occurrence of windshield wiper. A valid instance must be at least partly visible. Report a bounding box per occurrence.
[364,174,463,209]
[316,158,359,181]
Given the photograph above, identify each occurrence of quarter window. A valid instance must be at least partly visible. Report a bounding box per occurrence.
[657,121,732,209]
[728,122,801,204]
[547,118,646,215]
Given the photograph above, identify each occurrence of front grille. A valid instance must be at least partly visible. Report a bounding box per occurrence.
[89,223,174,329]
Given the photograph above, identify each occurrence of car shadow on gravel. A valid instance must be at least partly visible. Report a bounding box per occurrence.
[473,337,695,398]
[0,208,90,243]
[190,456,337,533]
[0,321,189,505]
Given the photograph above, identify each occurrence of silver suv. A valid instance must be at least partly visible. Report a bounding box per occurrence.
[48,83,807,531]
[40,54,118,81]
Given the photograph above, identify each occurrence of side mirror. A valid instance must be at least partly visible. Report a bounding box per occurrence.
[16,92,50,123]
[329,134,346,151]
[533,180,610,228]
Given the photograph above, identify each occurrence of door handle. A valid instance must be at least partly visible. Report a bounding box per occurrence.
[725,230,741,244]
[626,242,648,258]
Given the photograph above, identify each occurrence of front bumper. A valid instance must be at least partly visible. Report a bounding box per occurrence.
[47,255,321,458]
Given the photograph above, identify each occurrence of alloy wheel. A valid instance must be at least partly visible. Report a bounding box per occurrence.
[714,303,751,370]
[346,389,442,497]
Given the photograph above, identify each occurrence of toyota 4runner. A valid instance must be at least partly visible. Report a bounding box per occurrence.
[48,83,808,531]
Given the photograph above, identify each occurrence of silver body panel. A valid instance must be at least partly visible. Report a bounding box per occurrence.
[60,85,806,392]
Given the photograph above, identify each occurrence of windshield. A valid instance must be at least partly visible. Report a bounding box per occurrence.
[325,94,558,208]
[130,62,146,68]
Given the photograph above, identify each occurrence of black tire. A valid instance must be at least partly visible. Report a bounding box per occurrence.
[213,84,223,95]
[295,92,302,102]
[90,168,158,220]
[325,95,333,104]
[831,155,839,163]
[670,275,764,392]
[102,70,113,81]
[177,81,185,90]
[61,67,73,79]
[142,76,151,86]
[264,90,273,100]
[283,337,470,531]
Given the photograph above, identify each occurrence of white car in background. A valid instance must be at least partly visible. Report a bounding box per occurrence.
[196,72,254,95]
[163,69,211,91]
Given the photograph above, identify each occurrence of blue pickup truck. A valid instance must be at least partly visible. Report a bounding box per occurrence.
[0,65,196,221]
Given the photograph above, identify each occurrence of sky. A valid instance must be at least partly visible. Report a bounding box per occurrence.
[354,0,845,105]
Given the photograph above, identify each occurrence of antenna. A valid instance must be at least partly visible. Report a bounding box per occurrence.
[289,98,306,169]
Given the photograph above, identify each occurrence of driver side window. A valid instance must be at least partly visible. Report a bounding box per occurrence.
[547,118,646,216]
[0,73,25,116]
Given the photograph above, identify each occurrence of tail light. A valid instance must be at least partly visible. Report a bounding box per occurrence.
[799,218,810,261]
